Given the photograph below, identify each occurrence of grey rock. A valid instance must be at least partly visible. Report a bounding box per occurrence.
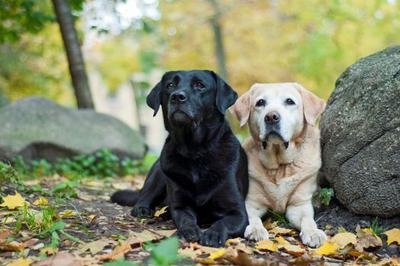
[320,46,400,217]
[0,97,145,162]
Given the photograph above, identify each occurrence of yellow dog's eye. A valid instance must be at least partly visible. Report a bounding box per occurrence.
[255,99,266,107]
[285,98,295,105]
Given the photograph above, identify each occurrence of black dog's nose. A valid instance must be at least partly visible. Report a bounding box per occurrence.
[265,111,280,124]
[171,91,187,103]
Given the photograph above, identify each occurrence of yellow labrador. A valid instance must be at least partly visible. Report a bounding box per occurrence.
[230,83,327,247]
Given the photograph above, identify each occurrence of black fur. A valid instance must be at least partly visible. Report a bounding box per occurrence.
[111,70,248,247]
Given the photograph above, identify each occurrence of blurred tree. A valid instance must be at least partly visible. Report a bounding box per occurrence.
[52,0,94,109]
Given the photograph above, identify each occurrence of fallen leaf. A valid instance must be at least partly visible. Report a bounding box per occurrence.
[331,232,357,248]
[255,239,278,252]
[314,241,339,256]
[33,252,81,266]
[178,246,202,260]
[274,236,289,246]
[384,228,400,245]
[356,226,382,251]
[59,210,78,218]
[279,243,305,256]
[98,241,132,261]
[269,226,294,236]
[208,248,226,260]
[79,238,116,255]
[6,258,33,266]
[0,239,25,251]
[40,247,58,255]
[154,206,168,218]
[0,192,28,210]
[0,229,11,239]
[33,197,48,206]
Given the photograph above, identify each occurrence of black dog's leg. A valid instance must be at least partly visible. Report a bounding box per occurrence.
[168,187,202,243]
[131,160,167,218]
[201,208,248,247]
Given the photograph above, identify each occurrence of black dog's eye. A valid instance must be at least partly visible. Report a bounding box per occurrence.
[255,99,266,107]
[193,81,205,89]
[166,82,175,89]
[285,98,295,105]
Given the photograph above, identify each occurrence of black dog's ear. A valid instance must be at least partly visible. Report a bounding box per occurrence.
[211,71,238,114]
[146,81,162,117]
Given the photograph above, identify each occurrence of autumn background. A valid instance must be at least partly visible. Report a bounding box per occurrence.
[2,0,400,128]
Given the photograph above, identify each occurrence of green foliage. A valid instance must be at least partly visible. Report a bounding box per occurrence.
[11,149,147,180]
[104,260,139,266]
[51,180,79,199]
[14,203,57,234]
[0,161,20,184]
[313,188,335,207]
[371,217,385,236]
[145,237,181,266]
[267,209,289,226]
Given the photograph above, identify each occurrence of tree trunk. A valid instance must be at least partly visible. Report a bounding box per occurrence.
[52,0,94,109]
[208,0,228,81]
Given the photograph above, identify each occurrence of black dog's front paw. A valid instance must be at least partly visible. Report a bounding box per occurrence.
[200,227,228,247]
[177,226,202,243]
[131,206,154,218]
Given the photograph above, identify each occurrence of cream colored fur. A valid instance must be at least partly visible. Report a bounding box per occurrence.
[230,83,327,247]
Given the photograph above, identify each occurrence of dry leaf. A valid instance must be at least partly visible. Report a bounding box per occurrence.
[255,239,278,252]
[269,226,294,236]
[314,241,339,255]
[274,236,289,246]
[33,197,48,206]
[384,228,400,245]
[79,238,116,255]
[98,241,132,261]
[280,243,305,256]
[356,226,382,251]
[40,247,58,255]
[6,258,33,266]
[0,229,11,240]
[178,246,202,260]
[331,232,357,248]
[154,206,168,218]
[59,210,78,218]
[208,248,226,260]
[0,192,27,210]
[0,239,25,251]
[33,252,81,266]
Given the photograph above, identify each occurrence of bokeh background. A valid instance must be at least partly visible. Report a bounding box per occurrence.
[1,0,399,151]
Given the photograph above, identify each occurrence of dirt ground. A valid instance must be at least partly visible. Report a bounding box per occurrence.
[1,175,399,265]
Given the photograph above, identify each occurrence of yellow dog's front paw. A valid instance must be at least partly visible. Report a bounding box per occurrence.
[244,223,269,241]
[300,228,327,247]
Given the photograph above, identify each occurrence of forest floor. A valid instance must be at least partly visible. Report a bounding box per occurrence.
[1,174,400,266]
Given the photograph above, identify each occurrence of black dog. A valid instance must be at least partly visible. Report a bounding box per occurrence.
[111,70,248,247]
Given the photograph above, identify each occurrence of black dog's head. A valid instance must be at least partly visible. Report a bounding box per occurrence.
[146,70,237,130]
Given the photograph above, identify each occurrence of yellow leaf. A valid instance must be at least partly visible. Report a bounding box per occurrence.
[275,236,289,246]
[314,241,339,255]
[280,243,305,256]
[269,226,294,236]
[331,232,357,248]
[98,241,132,261]
[40,247,58,255]
[384,228,400,245]
[255,239,278,252]
[208,248,226,260]
[59,210,78,218]
[154,206,168,218]
[33,197,48,206]
[6,258,33,266]
[79,238,115,255]
[0,192,28,210]
[178,246,202,260]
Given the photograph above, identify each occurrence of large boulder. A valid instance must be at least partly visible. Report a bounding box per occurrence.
[320,46,400,217]
[0,97,145,162]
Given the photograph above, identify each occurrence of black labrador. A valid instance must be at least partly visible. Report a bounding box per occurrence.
[111,70,248,247]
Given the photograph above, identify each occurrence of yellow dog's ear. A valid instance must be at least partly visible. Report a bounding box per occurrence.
[229,91,251,127]
[294,83,326,126]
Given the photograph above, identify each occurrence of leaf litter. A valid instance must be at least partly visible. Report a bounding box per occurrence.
[1,175,399,266]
